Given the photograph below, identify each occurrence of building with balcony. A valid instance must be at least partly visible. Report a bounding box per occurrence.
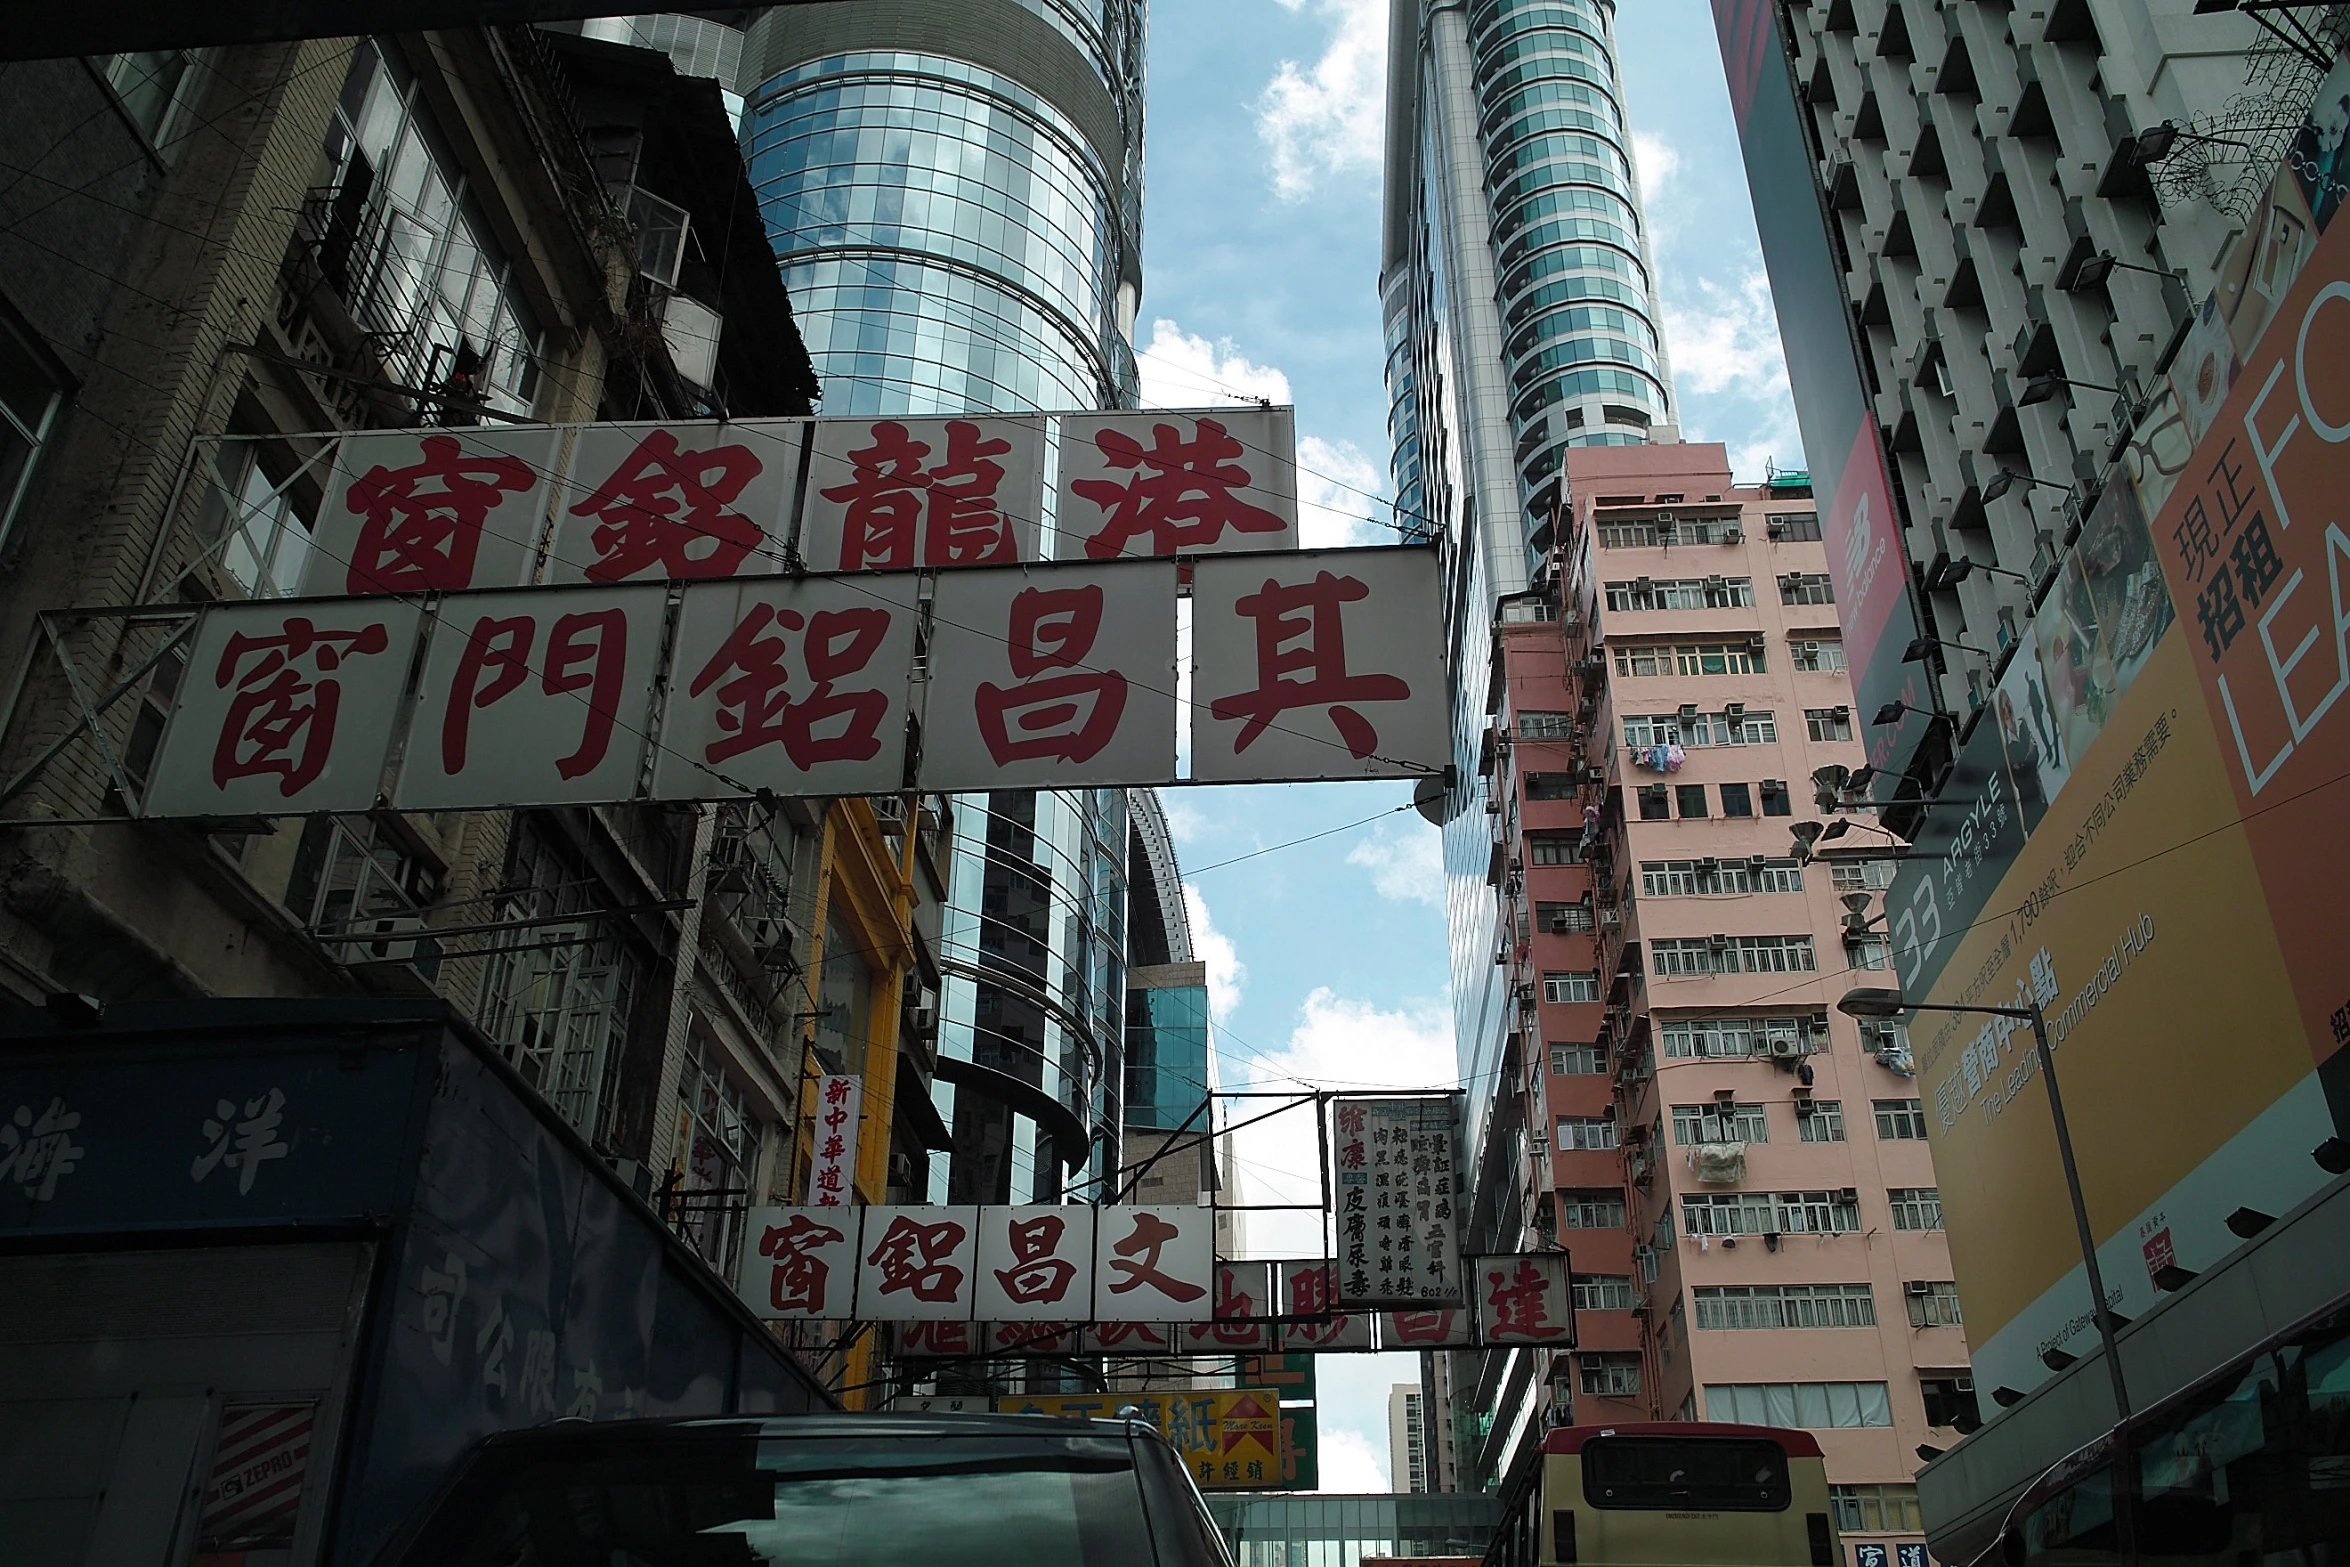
[1472,441,1966,1562]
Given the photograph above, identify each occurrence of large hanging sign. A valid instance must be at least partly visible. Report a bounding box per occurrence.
[135,546,1444,818]
[1328,1093,1463,1309]
[1053,408,1298,560]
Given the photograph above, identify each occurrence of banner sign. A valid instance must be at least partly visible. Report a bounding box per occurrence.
[1877,47,2350,1398]
[1471,1252,1577,1346]
[1002,1388,1283,1490]
[804,1074,861,1208]
[802,415,1045,572]
[136,544,1444,818]
[1329,1094,1462,1308]
[1054,408,1298,560]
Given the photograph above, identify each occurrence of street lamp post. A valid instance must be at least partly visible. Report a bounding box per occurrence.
[1839,987,2132,1425]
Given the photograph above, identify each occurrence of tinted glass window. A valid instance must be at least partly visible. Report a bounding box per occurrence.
[1582,1436,1791,1511]
[392,1432,1157,1567]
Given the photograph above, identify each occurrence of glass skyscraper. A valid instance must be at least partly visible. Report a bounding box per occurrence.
[742,0,1149,1204]
[1380,0,1675,1156]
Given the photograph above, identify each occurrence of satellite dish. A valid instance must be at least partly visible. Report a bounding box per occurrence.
[1414,769,1454,826]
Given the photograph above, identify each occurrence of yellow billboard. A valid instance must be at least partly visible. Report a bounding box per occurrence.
[1000,1388,1283,1489]
[1887,140,2350,1398]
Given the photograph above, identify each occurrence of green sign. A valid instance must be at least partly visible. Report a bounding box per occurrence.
[1240,1352,1317,1403]
[1277,1405,1318,1491]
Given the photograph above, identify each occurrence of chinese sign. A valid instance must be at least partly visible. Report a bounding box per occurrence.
[805,1073,862,1207]
[802,415,1044,571]
[303,427,564,597]
[730,1204,1216,1323]
[1278,1261,1375,1350]
[923,560,1179,791]
[1054,408,1298,560]
[1192,546,1448,781]
[1472,1252,1575,1346]
[1004,1389,1283,1491]
[549,420,801,584]
[1330,1094,1462,1308]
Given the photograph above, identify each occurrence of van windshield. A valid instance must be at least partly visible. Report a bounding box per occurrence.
[395,1432,1158,1567]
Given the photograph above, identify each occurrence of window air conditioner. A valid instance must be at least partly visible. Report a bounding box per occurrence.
[1749,635,1769,655]
[1832,706,1851,721]
[1748,854,1771,873]
[1800,640,1821,655]
[1905,1280,1935,1297]
[1636,576,1654,593]
[1708,933,1732,950]
[1721,523,1742,543]
[1767,518,1786,539]
[1696,857,1720,875]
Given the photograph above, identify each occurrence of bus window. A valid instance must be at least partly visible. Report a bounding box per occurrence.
[2021,1466,2120,1567]
[1581,1436,1792,1512]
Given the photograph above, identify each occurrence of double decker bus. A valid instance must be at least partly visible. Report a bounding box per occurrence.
[1485,1423,1839,1567]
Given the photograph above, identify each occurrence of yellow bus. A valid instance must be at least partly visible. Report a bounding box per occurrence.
[1485,1423,1839,1567]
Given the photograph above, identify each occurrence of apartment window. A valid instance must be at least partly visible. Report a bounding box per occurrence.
[1650,938,1714,977]
[201,444,316,599]
[1605,576,1756,611]
[1519,710,1575,738]
[1768,512,1824,542]
[1791,639,1847,672]
[106,50,201,145]
[1779,1190,1863,1233]
[1527,831,1584,865]
[1760,779,1792,816]
[1677,641,1767,676]
[1804,707,1854,742]
[1537,901,1595,933]
[1557,1116,1618,1151]
[1672,1103,1768,1144]
[1780,571,1837,605]
[1906,1281,1965,1328]
[1831,858,1898,891]
[1846,933,1892,970]
[1921,1376,1980,1429]
[1756,861,1804,892]
[1796,1099,1845,1142]
[1638,786,1671,821]
[677,1041,759,1268]
[1579,1354,1643,1397]
[1561,1193,1626,1228]
[1694,1283,1876,1330]
[1890,1188,1944,1230]
[0,314,64,549]
[1681,1191,1776,1235]
[122,641,189,793]
[1523,770,1577,801]
[1717,781,1753,818]
[1875,1099,1929,1140]
[1661,1017,1754,1057]
[1707,1382,1893,1430]
[1727,709,1779,744]
[1658,934,1819,974]
[1623,714,1679,747]
[1573,1274,1638,1311]
[1676,783,1709,818]
[1831,1484,1924,1533]
[1543,970,1599,1003]
[1550,1042,1607,1075]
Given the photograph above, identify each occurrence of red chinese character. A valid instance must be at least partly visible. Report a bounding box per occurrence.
[1485,1260,1565,1340]
[1196,1268,1266,1346]
[440,609,628,780]
[995,1214,1079,1305]
[210,617,393,795]
[902,1320,977,1356]
[1338,1140,1366,1171]
[865,1213,968,1303]
[1283,1265,1353,1348]
[757,1213,844,1314]
[1092,1322,1170,1350]
[996,1322,1076,1352]
[1386,1310,1458,1345]
[974,585,1128,765]
[824,1078,854,1106]
[1072,418,1287,558]
[818,1134,846,1161]
[1208,572,1410,759]
[1105,1212,1207,1303]
[811,1163,848,1205]
[688,603,893,767]
[1336,1105,1365,1135]
[819,420,1018,569]
[570,429,766,582]
[344,435,537,594]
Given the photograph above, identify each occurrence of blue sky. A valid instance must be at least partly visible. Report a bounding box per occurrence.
[1137,0,1801,1489]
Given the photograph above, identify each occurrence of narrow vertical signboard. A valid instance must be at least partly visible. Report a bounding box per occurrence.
[805,1073,862,1208]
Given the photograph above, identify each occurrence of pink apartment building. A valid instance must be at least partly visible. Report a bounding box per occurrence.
[1486,443,1970,1560]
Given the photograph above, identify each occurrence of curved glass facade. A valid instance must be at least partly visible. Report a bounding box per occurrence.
[744,0,1147,1204]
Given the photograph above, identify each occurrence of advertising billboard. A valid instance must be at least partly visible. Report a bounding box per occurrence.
[1880,76,2350,1398]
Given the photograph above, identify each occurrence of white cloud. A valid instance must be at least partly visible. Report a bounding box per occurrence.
[1160,796,1211,844]
[1184,883,1247,1026]
[1256,0,1389,201]
[1138,318,1292,411]
[1297,434,1388,549]
[1345,819,1444,907]
[1318,1427,1392,1492]
[1657,268,1803,481]
[1632,130,1680,194]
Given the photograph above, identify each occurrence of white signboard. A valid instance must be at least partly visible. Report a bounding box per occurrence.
[801,415,1044,572]
[301,427,564,597]
[1054,408,1298,560]
[393,586,666,810]
[1472,1253,1576,1346]
[1331,1095,1461,1308]
[806,1073,863,1208]
[653,574,921,799]
[893,1321,982,1357]
[1379,1308,1472,1348]
[855,1205,982,1322]
[921,560,1178,791]
[974,1204,1097,1322]
[987,1322,1083,1354]
[1080,1321,1180,1356]
[1276,1262,1375,1350]
[738,1204,861,1321]
[1094,1205,1215,1322]
[1191,546,1448,781]
[143,598,423,817]
[546,420,800,583]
